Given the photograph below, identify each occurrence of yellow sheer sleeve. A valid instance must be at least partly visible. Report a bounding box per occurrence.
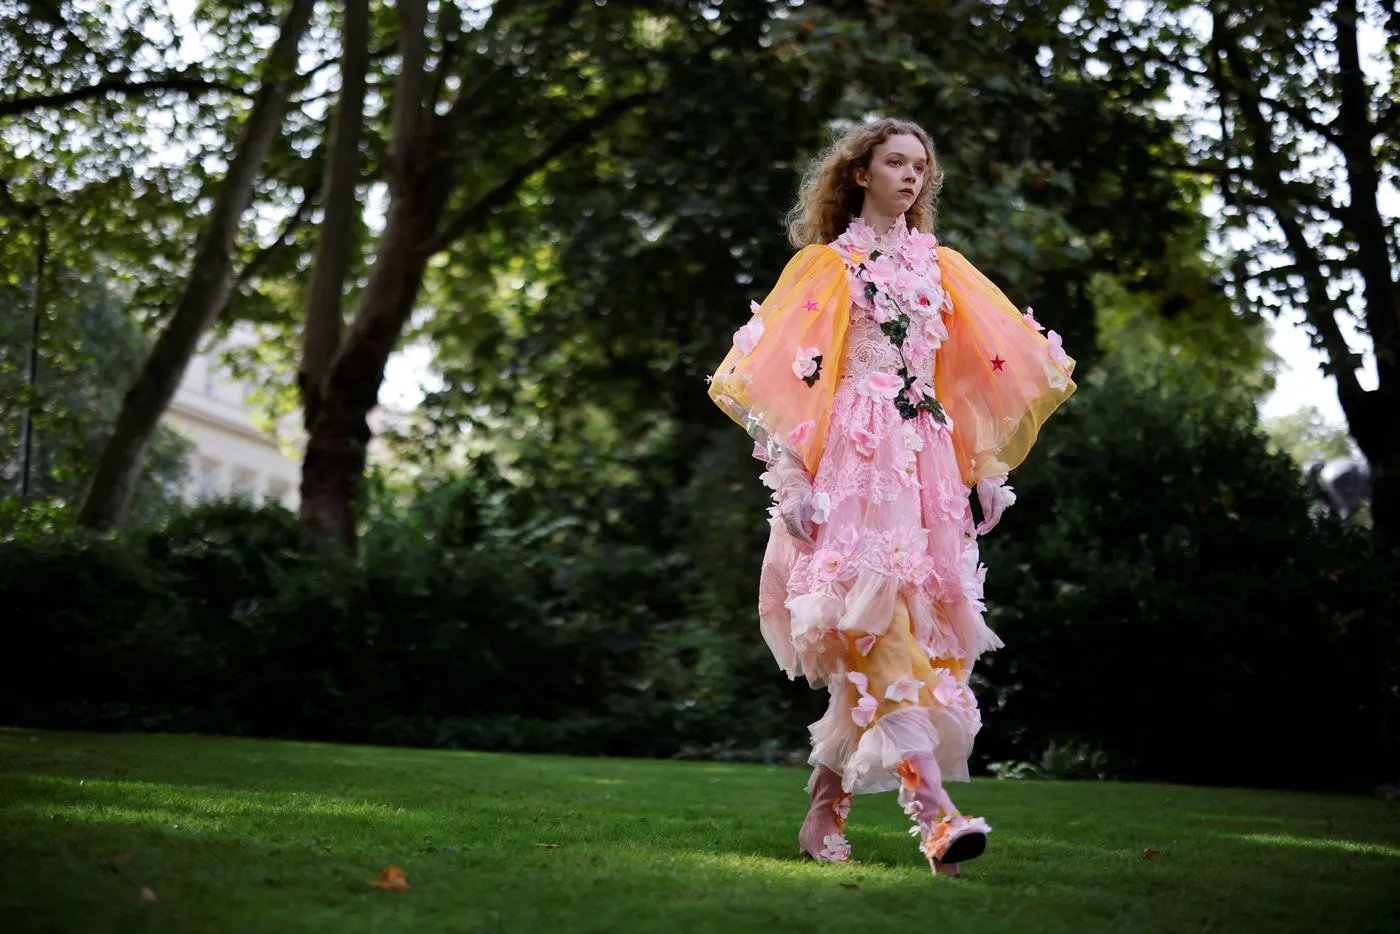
[934,246,1077,486]
[707,244,852,475]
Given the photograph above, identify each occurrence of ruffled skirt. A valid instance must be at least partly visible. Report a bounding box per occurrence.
[758,380,1002,793]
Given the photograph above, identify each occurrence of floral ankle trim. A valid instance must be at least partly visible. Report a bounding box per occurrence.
[909,814,992,862]
[833,791,852,829]
[818,832,853,862]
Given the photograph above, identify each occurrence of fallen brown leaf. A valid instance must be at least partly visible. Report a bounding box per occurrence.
[139,887,157,902]
[372,865,411,892]
[1143,848,1159,860]
[839,882,861,890]
[536,843,561,849]
[114,852,133,864]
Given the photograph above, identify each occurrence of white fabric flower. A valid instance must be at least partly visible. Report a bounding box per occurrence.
[733,317,764,355]
[903,423,925,452]
[792,345,821,380]
[809,491,831,525]
[885,677,925,703]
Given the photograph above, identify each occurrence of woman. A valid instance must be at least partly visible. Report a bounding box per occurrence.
[707,118,1076,877]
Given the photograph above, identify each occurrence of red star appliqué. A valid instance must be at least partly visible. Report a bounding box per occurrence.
[804,300,819,312]
[990,355,1006,371]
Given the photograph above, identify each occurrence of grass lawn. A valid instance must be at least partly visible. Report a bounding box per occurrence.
[2,728,1397,933]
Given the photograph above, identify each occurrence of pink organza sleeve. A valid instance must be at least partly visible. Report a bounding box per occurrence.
[707,244,852,477]
[934,246,1077,486]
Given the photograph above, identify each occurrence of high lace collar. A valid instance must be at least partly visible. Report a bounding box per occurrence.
[845,213,911,251]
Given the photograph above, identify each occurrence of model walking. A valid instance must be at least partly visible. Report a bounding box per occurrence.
[707,118,1076,876]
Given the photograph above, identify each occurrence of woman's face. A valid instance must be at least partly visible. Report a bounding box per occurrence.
[855,133,929,218]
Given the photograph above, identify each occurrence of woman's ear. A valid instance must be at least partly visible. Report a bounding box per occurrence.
[853,165,869,189]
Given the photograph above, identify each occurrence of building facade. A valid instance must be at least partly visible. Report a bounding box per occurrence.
[163,351,302,509]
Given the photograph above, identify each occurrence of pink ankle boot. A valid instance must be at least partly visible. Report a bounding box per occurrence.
[797,765,853,862]
[897,755,990,875]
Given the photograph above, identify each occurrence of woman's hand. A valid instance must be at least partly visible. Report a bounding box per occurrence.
[780,495,817,547]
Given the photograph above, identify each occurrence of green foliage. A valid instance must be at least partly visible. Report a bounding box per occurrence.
[1264,405,1359,466]
[975,361,1399,788]
[0,271,189,524]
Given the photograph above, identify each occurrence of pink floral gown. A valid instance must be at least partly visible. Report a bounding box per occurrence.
[753,217,1025,796]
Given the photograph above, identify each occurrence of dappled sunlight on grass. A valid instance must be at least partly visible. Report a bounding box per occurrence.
[1227,833,1400,859]
[2,730,1398,933]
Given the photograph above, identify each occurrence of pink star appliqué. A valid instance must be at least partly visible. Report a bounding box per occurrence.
[804,300,820,312]
[990,355,1006,372]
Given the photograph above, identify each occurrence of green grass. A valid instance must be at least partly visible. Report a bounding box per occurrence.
[2,729,1397,933]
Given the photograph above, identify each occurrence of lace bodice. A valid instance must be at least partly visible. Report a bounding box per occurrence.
[840,312,926,384]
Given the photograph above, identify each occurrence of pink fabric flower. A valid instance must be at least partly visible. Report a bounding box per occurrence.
[894,447,921,489]
[846,671,870,693]
[903,329,931,370]
[850,426,878,458]
[855,634,877,656]
[889,528,930,582]
[812,548,846,582]
[852,694,879,728]
[901,229,938,264]
[842,219,878,256]
[1047,329,1072,373]
[1023,306,1045,331]
[903,423,925,452]
[930,668,963,707]
[792,345,820,380]
[809,491,831,525]
[923,311,949,344]
[865,372,904,399]
[958,545,988,602]
[908,374,935,402]
[835,525,863,555]
[885,677,925,703]
[819,833,852,862]
[871,289,896,325]
[865,254,901,293]
[909,279,945,317]
[787,419,815,448]
[733,317,764,355]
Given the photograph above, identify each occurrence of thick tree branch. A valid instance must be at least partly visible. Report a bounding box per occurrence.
[1214,11,1369,415]
[1332,0,1399,386]
[0,70,245,117]
[424,90,655,257]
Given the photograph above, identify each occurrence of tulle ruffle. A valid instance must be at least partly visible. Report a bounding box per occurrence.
[809,690,979,794]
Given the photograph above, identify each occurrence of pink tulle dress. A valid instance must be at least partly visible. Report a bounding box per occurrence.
[708,215,1075,802]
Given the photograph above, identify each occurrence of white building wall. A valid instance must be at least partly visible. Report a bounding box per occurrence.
[163,350,302,510]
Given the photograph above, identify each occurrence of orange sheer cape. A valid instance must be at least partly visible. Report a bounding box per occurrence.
[707,243,1076,485]
[707,244,852,475]
[934,246,1077,485]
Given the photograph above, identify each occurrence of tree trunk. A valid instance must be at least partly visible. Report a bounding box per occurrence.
[297,0,440,549]
[75,0,316,529]
[298,184,444,546]
[298,0,370,433]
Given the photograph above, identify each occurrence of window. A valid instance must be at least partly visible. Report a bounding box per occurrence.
[198,459,221,501]
[203,362,219,397]
[266,478,292,508]
[231,468,257,499]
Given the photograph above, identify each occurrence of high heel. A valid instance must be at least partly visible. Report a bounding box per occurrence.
[897,755,990,874]
[797,765,854,862]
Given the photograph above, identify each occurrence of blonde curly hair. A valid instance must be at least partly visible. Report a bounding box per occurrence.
[786,118,944,249]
